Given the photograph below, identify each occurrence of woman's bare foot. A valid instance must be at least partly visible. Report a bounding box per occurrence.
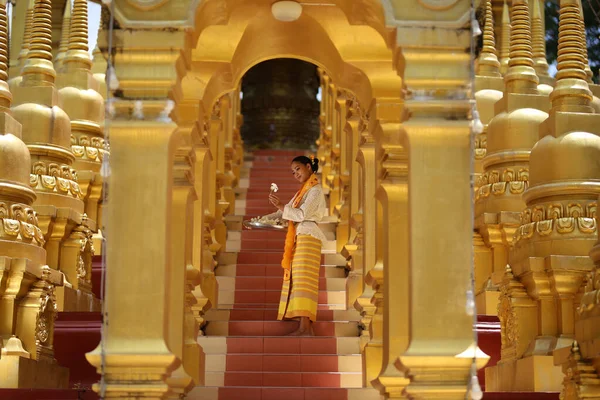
[286,317,314,336]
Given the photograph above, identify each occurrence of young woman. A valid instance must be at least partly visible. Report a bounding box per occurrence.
[266,155,327,336]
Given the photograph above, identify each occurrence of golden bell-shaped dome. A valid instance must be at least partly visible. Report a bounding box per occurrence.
[0,133,32,186]
[12,103,72,150]
[486,107,549,155]
[530,131,600,187]
[58,86,105,125]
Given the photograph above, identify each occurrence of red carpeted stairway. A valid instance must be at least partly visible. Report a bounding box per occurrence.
[190,150,378,400]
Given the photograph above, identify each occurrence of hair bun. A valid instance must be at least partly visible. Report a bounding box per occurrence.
[311,157,319,172]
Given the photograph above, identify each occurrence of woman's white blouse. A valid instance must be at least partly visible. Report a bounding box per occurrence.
[267,184,327,244]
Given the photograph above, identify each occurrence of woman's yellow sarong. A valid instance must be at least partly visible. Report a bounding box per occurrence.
[277,234,322,322]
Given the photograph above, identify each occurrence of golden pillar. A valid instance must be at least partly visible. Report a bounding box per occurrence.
[220,93,236,213]
[371,99,411,398]
[343,95,364,309]
[333,89,349,253]
[171,65,216,342]
[387,1,476,396]
[0,1,67,386]
[319,72,333,193]
[210,96,230,255]
[86,7,204,394]
[474,0,504,315]
[353,113,379,388]
[327,86,343,221]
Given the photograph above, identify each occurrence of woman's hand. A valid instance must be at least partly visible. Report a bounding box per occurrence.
[269,194,284,211]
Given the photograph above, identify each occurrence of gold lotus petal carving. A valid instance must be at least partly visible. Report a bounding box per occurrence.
[555,218,574,234]
[72,146,85,158]
[492,182,506,195]
[3,219,20,236]
[578,218,596,234]
[537,220,554,235]
[509,181,525,194]
[57,178,70,193]
[41,176,56,190]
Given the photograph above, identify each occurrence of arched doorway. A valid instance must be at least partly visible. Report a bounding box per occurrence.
[87,1,475,398]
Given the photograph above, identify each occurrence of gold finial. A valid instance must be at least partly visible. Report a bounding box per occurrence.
[54,0,72,69]
[477,0,501,77]
[0,0,10,110]
[504,0,539,94]
[550,0,593,113]
[16,0,35,69]
[499,0,511,74]
[532,0,549,77]
[21,0,56,86]
[64,0,92,68]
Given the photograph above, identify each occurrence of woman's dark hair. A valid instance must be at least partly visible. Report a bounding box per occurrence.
[292,155,319,173]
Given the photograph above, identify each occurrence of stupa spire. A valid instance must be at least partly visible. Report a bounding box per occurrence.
[54,0,72,69]
[550,0,593,113]
[499,0,511,74]
[64,0,92,68]
[477,0,501,77]
[22,0,56,86]
[532,0,549,77]
[504,0,538,94]
[16,0,35,70]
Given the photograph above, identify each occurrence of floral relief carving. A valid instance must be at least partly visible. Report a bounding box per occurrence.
[498,292,517,357]
[29,160,81,199]
[71,134,107,163]
[516,201,598,243]
[475,167,530,201]
[0,202,45,246]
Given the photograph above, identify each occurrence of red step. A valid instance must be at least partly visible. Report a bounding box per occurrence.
[224,372,341,387]
[0,390,99,400]
[234,276,330,290]
[217,387,355,400]
[220,321,339,337]
[233,290,332,305]
[225,354,345,373]
[226,337,339,354]
[226,309,338,322]
[233,265,330,278]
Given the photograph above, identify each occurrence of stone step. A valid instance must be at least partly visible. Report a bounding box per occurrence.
[216,288,346,307]
[216,264,347,278]
[217,275,347,291]
[204,371,362,388]
[198,336,361,356]
[205,354,362,373]
[235,251,324,265]
[205,308,360,323]
[187,387,381,400]
[204,320,359,337]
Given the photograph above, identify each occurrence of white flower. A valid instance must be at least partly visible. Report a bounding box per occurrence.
[270,183,279,192]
